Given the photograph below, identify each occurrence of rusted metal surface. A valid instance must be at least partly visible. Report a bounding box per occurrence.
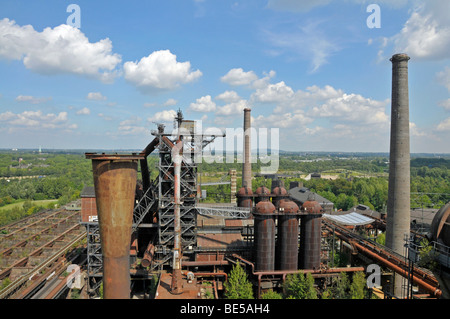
[236,186,253,208]
[171,139,183,295]
[255,186,270,204]
[140,242,155,268]
[88,154,141,299]
[253,201,276,272]
[430,201,450,247]
[277,200,299,271]
[299,200,323,270]
[272,186,288,208]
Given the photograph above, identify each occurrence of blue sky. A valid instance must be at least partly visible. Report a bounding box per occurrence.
[0,0,449,153]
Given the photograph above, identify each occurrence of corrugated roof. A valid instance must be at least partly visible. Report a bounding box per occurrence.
[323,212,374,226]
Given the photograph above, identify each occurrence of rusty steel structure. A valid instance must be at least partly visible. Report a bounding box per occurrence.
[86,153,143,299]
[299,198,323,270]
[237,186,253,209]
[430,202,450,247]
[276,200,299,271]
[253,201,276,272]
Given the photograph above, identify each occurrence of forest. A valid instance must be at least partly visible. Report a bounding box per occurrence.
[0,150,449,226]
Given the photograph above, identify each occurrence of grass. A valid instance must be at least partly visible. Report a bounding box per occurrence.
[0,199,58,212]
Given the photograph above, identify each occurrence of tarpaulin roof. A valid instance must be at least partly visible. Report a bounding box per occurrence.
[323,212,374,226]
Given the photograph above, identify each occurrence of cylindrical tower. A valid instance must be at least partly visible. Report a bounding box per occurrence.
[254,201,276,272]
[277,200,299,271]
[237,186,253,209]
[386,53,411,255]
[299,199,323,270]
[242,108,252,189]
[86,153,142,299]
[255,186,270,204]
[272,186,288,208]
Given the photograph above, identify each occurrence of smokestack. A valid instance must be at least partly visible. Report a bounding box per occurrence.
[86,153,142,299]
[242,108,252,190]
[386,53,411,297]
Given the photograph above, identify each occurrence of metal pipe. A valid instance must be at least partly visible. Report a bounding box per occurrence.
[170,139,183,294]
[86,153,143,299]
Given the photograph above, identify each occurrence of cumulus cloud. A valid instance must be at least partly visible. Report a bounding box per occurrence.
[15,95,52,104]
[123,50,202,92]
[87,92,107,101]
[147,109,177,123]
[215,90,241,103]
[189,95,217,112]
[310,93,389,125]
[76,107,90,115]
[221,68,258,86]
[216,100,248,116]
[378,0,450,61]
[0,110,76,130]
[437,117,450,131]
[251,81,294,103]
[163,98,178,107]
[0,19,121,82]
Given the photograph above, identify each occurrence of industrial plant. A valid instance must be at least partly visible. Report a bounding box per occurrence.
[73,53,450,299]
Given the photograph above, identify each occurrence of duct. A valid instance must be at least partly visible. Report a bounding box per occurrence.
[170,139,183,294]
[86,153,143,299]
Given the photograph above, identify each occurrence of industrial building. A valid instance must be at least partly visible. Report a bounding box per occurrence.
[78,54,450,300]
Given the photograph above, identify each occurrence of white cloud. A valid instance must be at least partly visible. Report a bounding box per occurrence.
[220,68,258,86]
[410,122,427,137]
[437,117,450,131]
[15,95,52,104]
[147,109,177,123]
[253,111,313,129]
[0,110,74,130]
[215,90,241,103]
[123,50,202,92]
[0,19,121,82]
[311,93,389,125]
[76,107,90,115]
[189,95,217,112]
[163,98,178,107]
[251,81,294,103]
[216,100,248,116]
[436,67,450,92]
[87,92,107,101]
[438,99,450,111]
[377,0,450,61]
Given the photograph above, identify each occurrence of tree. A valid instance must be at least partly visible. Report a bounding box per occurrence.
[334,272,350,299]
[283,272,317,299]
[349,271,367,299]
[224,261,254,299]
[260,289,282,299]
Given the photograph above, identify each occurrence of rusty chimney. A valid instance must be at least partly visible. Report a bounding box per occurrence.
[385,53,411,297]
[242,108,252,190]
[86,153,143,299]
